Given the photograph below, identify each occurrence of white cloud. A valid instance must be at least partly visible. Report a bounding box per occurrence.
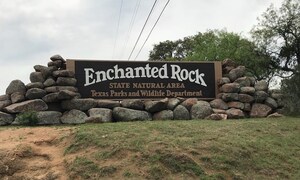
[0,0,284,94]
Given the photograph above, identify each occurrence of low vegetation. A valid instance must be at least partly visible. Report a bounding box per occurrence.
[64,118,300,179]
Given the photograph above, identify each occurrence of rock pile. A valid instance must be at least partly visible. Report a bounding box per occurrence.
[0,56,284,126]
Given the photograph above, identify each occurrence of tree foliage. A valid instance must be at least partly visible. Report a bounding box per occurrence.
[149,30,272,80]
[251,0,300,76]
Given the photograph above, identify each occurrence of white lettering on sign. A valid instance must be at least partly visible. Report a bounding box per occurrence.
[84,64,207,87]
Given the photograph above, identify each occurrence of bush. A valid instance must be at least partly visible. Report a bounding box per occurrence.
[281,69,300,116]
[16,111,38,126]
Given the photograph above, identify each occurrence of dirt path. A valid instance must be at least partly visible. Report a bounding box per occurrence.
[0,127,74,180]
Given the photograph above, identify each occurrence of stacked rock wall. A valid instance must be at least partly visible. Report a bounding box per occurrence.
[0,55,284,126]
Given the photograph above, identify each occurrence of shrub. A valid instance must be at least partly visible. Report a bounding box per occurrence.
[281,68,300,116]
[16,111,38,126]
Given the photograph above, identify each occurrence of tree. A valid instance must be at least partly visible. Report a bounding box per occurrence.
[149,30,273,80]
[251,0,300,76]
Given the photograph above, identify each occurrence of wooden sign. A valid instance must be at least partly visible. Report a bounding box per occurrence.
[66,60,222,100]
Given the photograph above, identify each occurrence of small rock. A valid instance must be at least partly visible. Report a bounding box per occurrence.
[61,109,87,124]
[222,59,237,68]
[25,88,47,100]
[167,98,182,110]
[30,72,45,83]
[43,78,56,87]
[228,66,246,82]
[0,100,12,110]
[209,99,228,110]
[238,94,254,103]
[234,77,252,87]
[218,77,231,86]
[173,105,190,120]
[205,113,227,120]
[26,82,44,89]
[190,101,213,119]
[113,107,151,121]
[267,112,284,118]
[227,101,244,110]
[6,80,26,95]
[254,80,268,91]
[88,108,112,123]
[153,110,174,120]
[34,65,57,78]
[0,111,14,125]
[56,77,77,86]
[254,91,269,103]
[97,100,120,109]
[265,97,278,110]
[212,108,227,114]
[121,99,144,110]
[4,99,48,113]
[221,83,240,93]
[250,103,272,118]
[53,70,75,77]
[11,92,25,103]
[240,87,255,95]
[226,108,245,119]
[61,98,97,111]
[244,103,251,112]
[48,60,63,68]
[50,54,65,62]
[57,90,79,100]
[36,111,62,125]
[222,93,239,102]
[42,93,59,103]
[180,98,198,111]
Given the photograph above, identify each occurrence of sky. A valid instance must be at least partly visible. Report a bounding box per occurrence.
[0,0,284,94]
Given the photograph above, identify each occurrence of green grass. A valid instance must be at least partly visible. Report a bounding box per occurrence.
[64,117,300,179]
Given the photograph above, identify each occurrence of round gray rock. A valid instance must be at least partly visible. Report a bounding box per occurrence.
[0,111,14,125]
[227,101,244,110]
[173,105,190,120]
[50,54,65,62]
[228,66,246,82]
[254,91,269,103]
[61,109,87,124]
[6,80,26,95]
[167,98,181,110]
[234,77,252,87]
[238,94,254,103]
[250,103,272,118]
[265,97,278,110]
[88,108,113,122]
[113,107,152,121]
[222,93,239,102]
[43,78,56,87]
[30,72,45,83]
[190,101,213,119]
[45,86,78,93]
[42,93,59,103]
[209,99,228,110]
[25,88,47,100]
[240,87,255,95]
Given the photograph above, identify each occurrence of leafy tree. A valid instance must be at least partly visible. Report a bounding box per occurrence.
[251,0,300,76]
[149,30,272,80]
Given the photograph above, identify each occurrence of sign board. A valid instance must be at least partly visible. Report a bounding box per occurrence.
[66,60,222,100]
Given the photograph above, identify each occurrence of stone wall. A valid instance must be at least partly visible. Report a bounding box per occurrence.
[0,55,284,126]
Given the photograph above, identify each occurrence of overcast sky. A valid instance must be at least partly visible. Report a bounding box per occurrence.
[0,0,284,94]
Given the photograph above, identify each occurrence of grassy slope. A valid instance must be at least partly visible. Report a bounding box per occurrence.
[65,118,300,179]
